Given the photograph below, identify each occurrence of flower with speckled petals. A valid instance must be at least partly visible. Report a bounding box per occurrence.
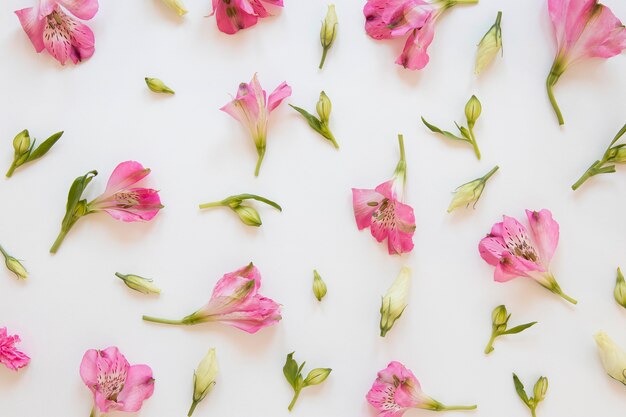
[0,327,30,371]
[352,134,415,255]
[209,0,283,34]
[80,346,154,416]
[15,0,98,65]
[478,209,577,304]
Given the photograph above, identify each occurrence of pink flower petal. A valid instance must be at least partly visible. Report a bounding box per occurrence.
[494,255,543,282]
[479,235,508,266]
[42,8,94,65]
[213,0,259,34]
[59,0,99,20]
[352,188,384,230]
[396,18,436,70]
[211,263,261,299]
[0,328,30,371]
[117,364,155,412]
[215,295,282,333]
[104,161,150,196]
[526,209,559,266]
[267,82,292,112]
[364,0,396,39]
[570,3,626,62]
[15,7,46,53]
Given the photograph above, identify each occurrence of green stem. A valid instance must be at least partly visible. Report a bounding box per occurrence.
[288,389,301,411]
[531,407,537,417]
[188,400,200,417]
[235,194,282,211]
[142,315,187,325]
[484,333,497,354]
[546,69,564,126]
[571,161,614,190]
[495,10,502,26]
[5,161,17,178]
[199,201,225,209]
[0,245,8,259]
[469,127,481,160]
[482,165,499,181]
[553,288,578,305]
[254,148,265,177]
[50,229,69,254]
[439,404,478,411]
[319,47,329,69]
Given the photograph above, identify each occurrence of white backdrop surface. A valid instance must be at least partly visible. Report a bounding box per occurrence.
[1,0,626,416]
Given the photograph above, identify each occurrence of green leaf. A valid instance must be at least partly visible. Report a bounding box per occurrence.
[513,373,530,406]
[61,170,97,231]
[283,352,299,390]
[502,321,537,335]
[421,117,468,142]
[303,368,331,386]
[26,131,63,162]
[290,105,323,132]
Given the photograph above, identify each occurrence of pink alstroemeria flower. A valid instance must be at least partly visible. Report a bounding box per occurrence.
[221,74,292,176]
[209,0,283,34]
[143,263,282,333]
[15,0,98,65]
[363,0,478,70]
[479,209,577,304]
[80,346,154,416]
[0,327,30,371]
[367,361,477,416]
[50,161,163,253]
[546,0,626,125]
[352,135,415,255]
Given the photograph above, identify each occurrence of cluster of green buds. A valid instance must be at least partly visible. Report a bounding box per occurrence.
[199,194,282,227]
[513,373,548,417]
[319,4,337,69]
[115,272,161,295]
[290,91,338,148]
[475,11,503,74]
[161,0,187,16]
[448,166,499,213]
[145,77,175,94]
[6,129,63,177]
[283,352,332,411]
[422,95,483,159]
[380,267,411,337]
[312,270,327,302]
[188,348,219,416]
[0,244,28,280]
[572,123,626,190]
[484,305,537,354]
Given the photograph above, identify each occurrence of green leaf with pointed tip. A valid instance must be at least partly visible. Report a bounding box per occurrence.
[283,352,299,390]
[26,131,63,162]
[502,321,537,335]
[421,117,468,142]
[61,170,97,231]
[513,373,530,406]
[290,105,323,132]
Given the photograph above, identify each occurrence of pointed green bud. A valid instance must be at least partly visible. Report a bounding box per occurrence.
[316,91,332,124]
[0,245,27,280]
[188,348,218,416]
[533,376,548,404]
[232,205,262,227]
[615,267,626,308]
[162,0,188,16]
[465,95,482,128]
[491,304,509,328]
[115,272,161,295]
[475,11,503,74]
[320,5,338,48]
[312,269,327,301]
[303,368,332,386]
[145,77,175,94]
[608,147,626,163]
[448,166,498,213]
[13,130,31,157]
[380,267,411,337]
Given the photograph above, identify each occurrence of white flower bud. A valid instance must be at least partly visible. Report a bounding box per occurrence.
[189,348,219,416]
[162,0,187,16]
[475,11,503,75]
[115,272,160,295]
[594,331,626,385]
[380,267,411,337]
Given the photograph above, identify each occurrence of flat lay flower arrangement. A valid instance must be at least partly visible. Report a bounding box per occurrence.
[1,0,626,416]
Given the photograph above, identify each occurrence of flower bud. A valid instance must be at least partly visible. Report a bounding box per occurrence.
[13,130,30,157]
[615,267,626,308]
[475,11,503,75]
[115,272,161,295]
[320,5,338,49]
[1,245,28,280]
[303,368,332,386]
[491,304,509,328]
[448,166,498,213]
[380,267,411,337]
[594,331,626,385]
[145,77,175,94]
[608,146,626,163]
[312,269,327,301]
[533,376,548,403]
[316,91,332,124]
[233,205,262,227]
[465,95,482,127]
[162,0,187,16]
[189,348,218,416]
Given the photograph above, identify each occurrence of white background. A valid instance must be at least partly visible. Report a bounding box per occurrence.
[1,0,626,416]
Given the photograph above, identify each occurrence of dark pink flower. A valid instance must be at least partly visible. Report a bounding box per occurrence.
[0,327,30,371]
[210,0,283,34]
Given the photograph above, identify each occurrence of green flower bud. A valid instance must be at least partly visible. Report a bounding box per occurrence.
[475,11,503,75]
[448,166,498,213]
[13,130,30,157]
[491,304,509,328]
[233,205,262,227]
[189,348,218,416]
[145,77,175,94]
[320,5,338,49]
[380,267,411,337]
[533,376,548,404]
[312,269,327,301]
[316,91,332,124]
[303,368,332,386]
[465,95,482,128]
[608,146,626,164]
[115,272,161,295]
[615,268,626,308]
[162,0,187,16]
[0,245,28,280]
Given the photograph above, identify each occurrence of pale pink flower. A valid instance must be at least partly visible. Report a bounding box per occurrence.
[363,0,477,70]
[143,263,282,333]
[15,0,98,65]
[366,361,476,416]
[352,135,415,255]
[221,74,292,176]
[209,0,283,35]
[80,346,154,415]
[0,327,30,371]
[479,209,577,304]
[546,0,626,125]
